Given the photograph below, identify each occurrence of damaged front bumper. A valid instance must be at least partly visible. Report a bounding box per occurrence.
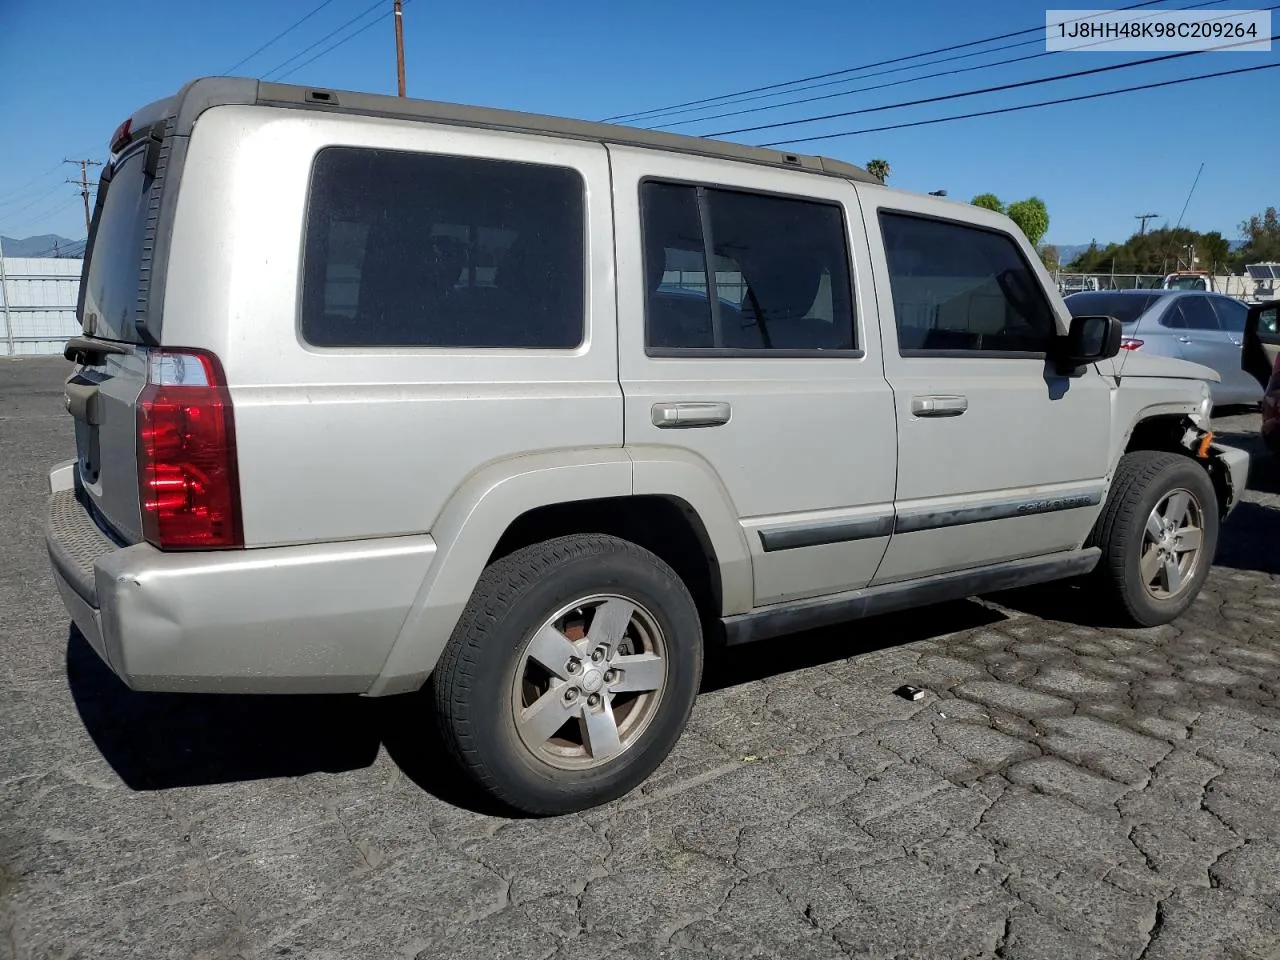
[1180,422,1250,517]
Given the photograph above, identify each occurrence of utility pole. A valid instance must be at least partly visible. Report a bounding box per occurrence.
[393,0,406,97]
[65,159,102,235]
[1135,212,1159,236]
[0,236,13,357]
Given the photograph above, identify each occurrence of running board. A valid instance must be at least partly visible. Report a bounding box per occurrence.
[721,548,1101,646]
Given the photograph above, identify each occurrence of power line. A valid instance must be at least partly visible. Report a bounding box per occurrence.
[4,194,83,235]
[260,0,386,80]
[652,0,1237,130]
[0,162,66,207]
[0,180,66,218]
[707,33,1275,139]
[757,61,1280,147]
[602,0,1167,122]
[274,0,412,82]
[222,0,342,75]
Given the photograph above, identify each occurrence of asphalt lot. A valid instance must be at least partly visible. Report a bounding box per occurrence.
[2,356,1279,960]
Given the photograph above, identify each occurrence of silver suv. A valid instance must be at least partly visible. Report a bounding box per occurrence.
[47,78,1248,814]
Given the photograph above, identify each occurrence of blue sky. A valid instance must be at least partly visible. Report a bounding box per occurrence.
[0,0,1276,247]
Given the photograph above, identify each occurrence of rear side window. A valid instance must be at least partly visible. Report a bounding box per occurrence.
[879,213,1056,355]
[640,181,856,353]
[1163,297,1220,331]
[301,147,584,348]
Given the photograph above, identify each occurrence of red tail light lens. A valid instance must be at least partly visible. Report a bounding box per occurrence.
[136,349,243,549]
[1120,338,1144,351]
[110,117,133,154]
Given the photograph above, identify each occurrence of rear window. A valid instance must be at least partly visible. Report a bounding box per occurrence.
[300,147,585,348]
[81,149,152,343]
[1065,292,1159,325]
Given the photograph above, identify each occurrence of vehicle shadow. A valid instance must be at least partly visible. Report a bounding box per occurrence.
[66,600,1010,814]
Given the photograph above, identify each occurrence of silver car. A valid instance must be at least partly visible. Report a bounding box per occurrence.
[1065,289,1263,406]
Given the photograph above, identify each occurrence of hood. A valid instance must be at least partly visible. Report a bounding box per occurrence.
[1114,351,1220,383]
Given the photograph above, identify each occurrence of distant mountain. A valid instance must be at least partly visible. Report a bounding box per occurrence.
[1052,243,1097,267]
[0,234,86,258]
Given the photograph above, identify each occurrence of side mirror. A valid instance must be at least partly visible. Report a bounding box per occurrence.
[1055,315,1122,373]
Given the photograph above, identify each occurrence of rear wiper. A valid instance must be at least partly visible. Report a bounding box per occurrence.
[64,336,131,365]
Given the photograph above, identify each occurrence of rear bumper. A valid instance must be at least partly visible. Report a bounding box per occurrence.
[45,481,436,694]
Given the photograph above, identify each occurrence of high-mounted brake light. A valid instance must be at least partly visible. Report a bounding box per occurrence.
[1119,338,1144,351]
[136,350,243,550]
[110,118,133,154]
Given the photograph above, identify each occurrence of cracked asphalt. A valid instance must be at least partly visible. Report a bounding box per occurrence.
[2,357,1279,960]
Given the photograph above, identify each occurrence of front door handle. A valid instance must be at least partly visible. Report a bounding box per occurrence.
[651,401,732,428]
[1229,337,1242,346]
[1177,336,1193,343]
[911,395,968,418]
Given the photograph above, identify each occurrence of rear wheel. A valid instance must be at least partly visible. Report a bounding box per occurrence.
[431,534,703,815]
[1088,451,1219,626]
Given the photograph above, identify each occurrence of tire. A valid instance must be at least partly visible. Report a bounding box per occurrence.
[431,534,703,815]
[1087,451,1219,626]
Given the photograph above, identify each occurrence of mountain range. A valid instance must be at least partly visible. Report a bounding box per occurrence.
[1,234,86,258]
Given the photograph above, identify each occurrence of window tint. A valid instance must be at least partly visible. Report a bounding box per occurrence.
[641,181,855,352]
[301,147,584,348]
[82,148,152,343]
[1064,292,1158,325]
[1261,307,1279,336]
[879,213,1056,354]
[1211,297,1248,333]
[1164,297,1220,331]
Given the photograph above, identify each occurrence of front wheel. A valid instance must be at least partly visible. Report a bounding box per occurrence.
[431,534,703,815]
[1088,451,1219,626]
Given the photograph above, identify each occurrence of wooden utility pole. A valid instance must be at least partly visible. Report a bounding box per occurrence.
[65,159,102,235]
[1135,212,1159,236]
[393,0,406,97]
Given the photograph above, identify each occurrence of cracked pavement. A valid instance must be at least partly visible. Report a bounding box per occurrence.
[3,357,1279,960]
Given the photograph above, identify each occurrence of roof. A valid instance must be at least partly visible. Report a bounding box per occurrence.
[144,77,881,186]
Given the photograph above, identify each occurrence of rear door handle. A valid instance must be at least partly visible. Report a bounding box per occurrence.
[651,401,732,428]
[1177,336,1193,343]
[911,395,968,418]
[1229,337,1242,346]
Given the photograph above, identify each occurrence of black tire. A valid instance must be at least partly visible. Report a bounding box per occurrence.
[431,534,703,815]
[1087,451,1219,626]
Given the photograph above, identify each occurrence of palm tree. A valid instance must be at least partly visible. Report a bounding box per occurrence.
[865,159,891,183]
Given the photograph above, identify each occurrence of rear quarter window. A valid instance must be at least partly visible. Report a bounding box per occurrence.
[300,147,585,348]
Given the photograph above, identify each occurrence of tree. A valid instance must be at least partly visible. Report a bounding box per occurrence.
[1040,244,1060,271]
[1236,206,1280,265]
[865,159,891,183]
[1006,197,1050,248]
[971,193,1004,213]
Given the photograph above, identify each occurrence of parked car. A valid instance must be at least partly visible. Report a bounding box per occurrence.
[1064,289,1263,406]
[1242,299,1280,454]
[47,77,1248,815]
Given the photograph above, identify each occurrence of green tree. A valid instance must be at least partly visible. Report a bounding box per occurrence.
[1007,197,1050,248]
[971,193,1004,213]
[865,159,891,183]
[1236,206,1280,265]
[1040,244,1060,271]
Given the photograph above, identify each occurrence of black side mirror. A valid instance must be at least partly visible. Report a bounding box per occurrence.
[1055,315,1122,373]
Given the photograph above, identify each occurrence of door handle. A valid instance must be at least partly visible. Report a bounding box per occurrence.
[911,395,968,418]
[1177,336,1193,343]
[1229,338,1242,346]
[651,401,731,428]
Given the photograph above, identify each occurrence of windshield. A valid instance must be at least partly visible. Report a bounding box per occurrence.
[1064,292,1160,324]
[81,148,152,342]
[1166,276,1206,290]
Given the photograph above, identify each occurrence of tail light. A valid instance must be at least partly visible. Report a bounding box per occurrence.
[1119,337,1144,351]
[136,349,243,549]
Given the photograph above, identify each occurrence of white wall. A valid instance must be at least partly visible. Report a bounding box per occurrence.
[0,257,83,356]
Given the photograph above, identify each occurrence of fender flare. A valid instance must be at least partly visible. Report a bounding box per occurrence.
[367,445,753,695]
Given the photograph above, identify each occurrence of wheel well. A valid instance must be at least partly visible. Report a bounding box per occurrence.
[489,496,724,626]
[1124,414,1233,517]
